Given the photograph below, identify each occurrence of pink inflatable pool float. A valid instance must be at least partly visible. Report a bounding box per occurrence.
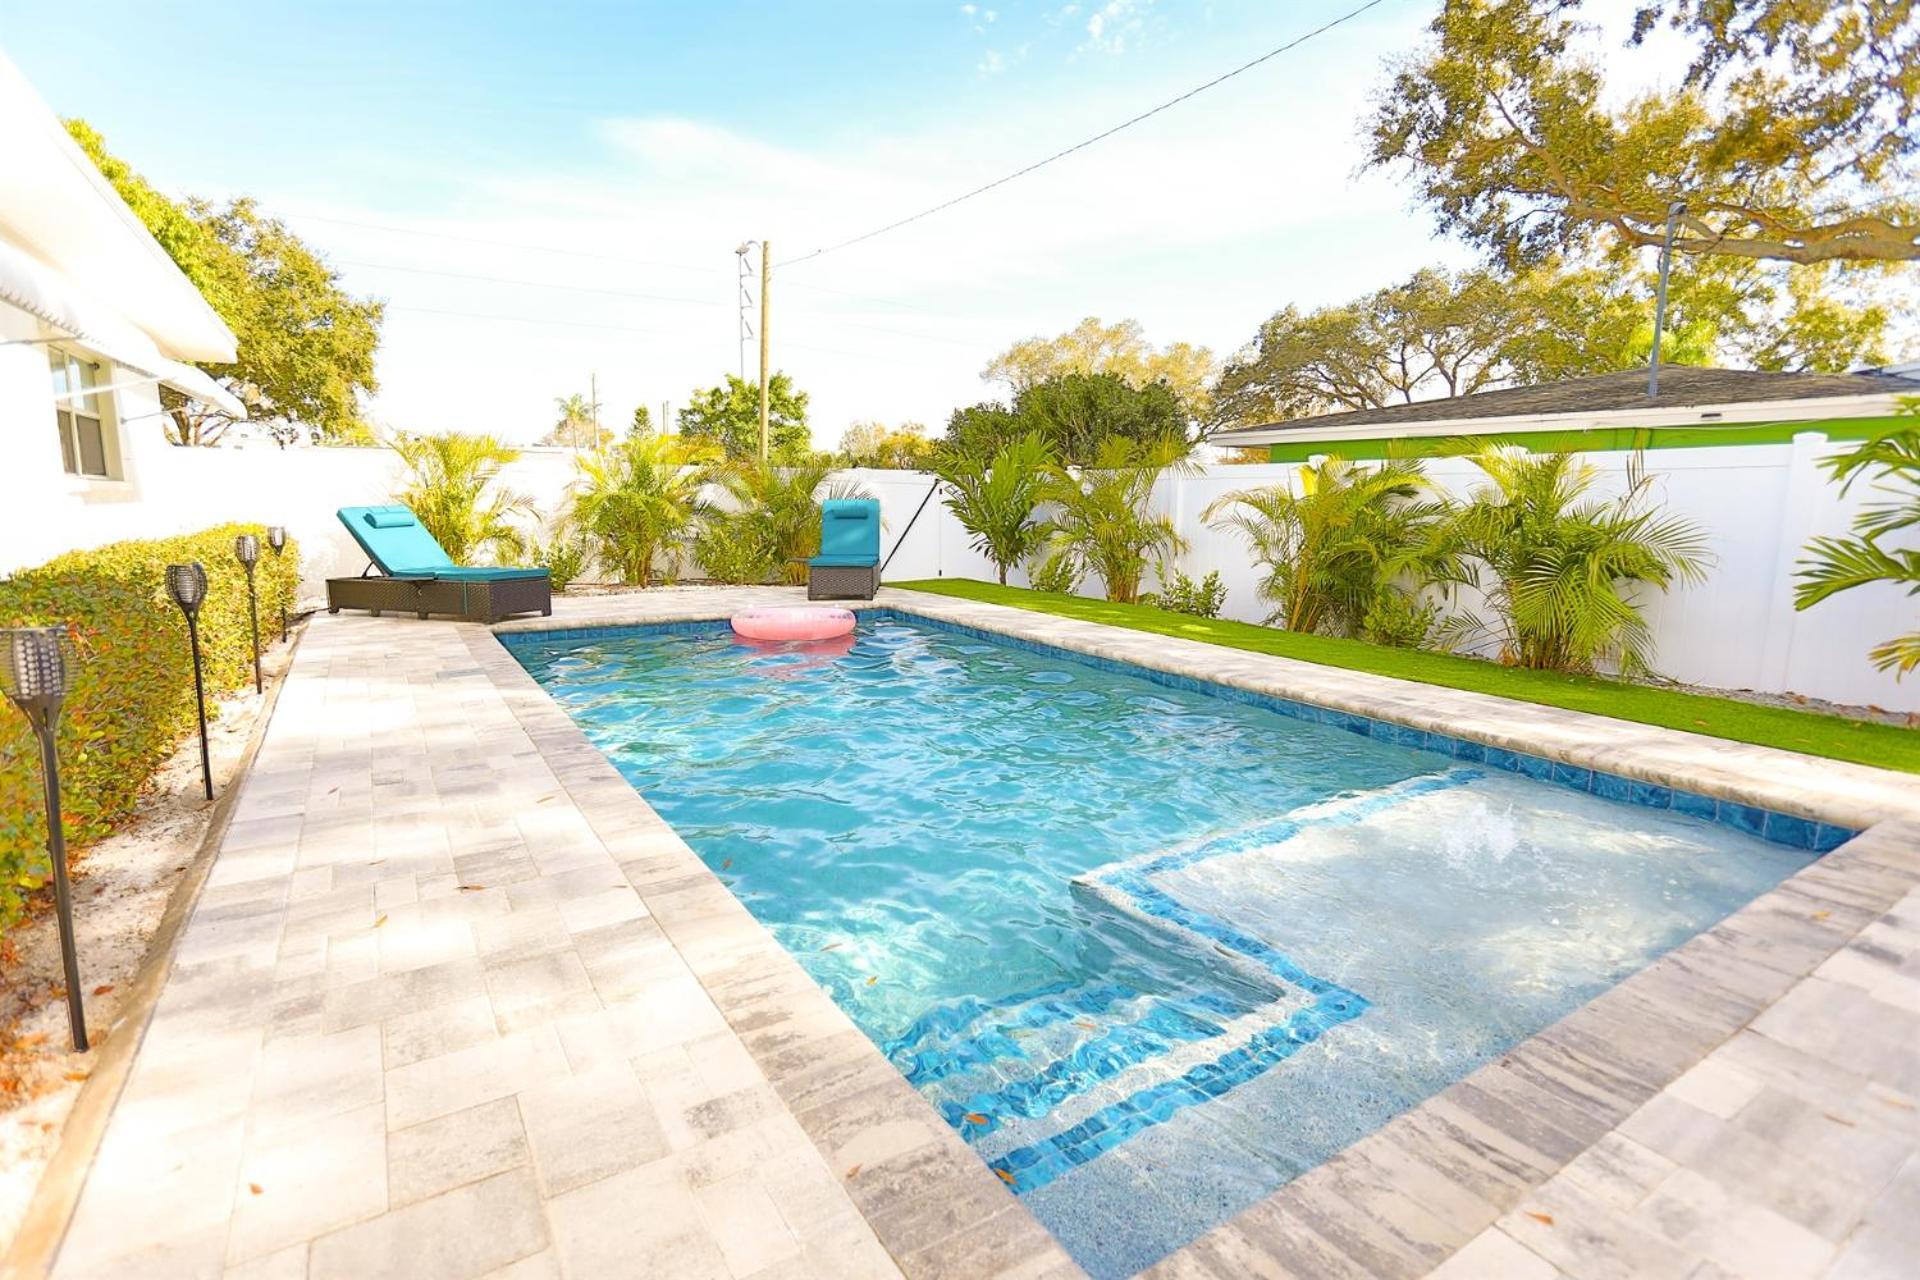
[730,606,856,643]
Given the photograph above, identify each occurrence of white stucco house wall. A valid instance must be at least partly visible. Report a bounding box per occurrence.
[0,46,244,574]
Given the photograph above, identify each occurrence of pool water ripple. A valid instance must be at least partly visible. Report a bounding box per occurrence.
[512,618,1815,1279]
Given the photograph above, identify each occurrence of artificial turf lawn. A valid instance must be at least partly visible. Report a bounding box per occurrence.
[892,579,1920,775]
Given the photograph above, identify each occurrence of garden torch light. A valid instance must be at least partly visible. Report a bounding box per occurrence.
[0,626,88,1051]
[166,562,214,800]
[266,526,288,642]
[235,533,262,694]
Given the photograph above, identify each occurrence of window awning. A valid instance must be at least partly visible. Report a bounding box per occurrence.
[156,359,247,420]
[0,237,245,418]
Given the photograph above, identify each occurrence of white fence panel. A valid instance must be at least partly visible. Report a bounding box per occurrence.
[3,437,1912,712]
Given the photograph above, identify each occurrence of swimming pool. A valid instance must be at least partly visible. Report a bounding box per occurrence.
[508,614,1825,1278]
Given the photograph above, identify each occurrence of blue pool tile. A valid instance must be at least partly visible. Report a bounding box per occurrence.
[1451,738,1487,763]
[1812,823,1854,853]
[1671,789,1717,821]
[1763,812,1819,850]
[1514,753,1553,782]
[1591,772,1633,803]
[1629,781,1673,809]
[1482,746,1520,774]
[1551,762,1594,791]
[1719,802,1769,838]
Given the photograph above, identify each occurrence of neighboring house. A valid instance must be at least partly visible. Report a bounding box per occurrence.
[0,47,243,571]
[1213,367,1920,462]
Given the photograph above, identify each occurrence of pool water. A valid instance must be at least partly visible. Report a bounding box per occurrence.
[510,617,1816,1278]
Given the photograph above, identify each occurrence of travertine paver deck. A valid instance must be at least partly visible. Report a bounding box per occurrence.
[47,589,1071,1280]
[40,585,1920,1280]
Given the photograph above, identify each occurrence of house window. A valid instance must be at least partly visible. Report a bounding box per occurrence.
[49,349,114,478]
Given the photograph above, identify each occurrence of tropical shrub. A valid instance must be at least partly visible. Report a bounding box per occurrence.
[1035,438,1190,604]
[1150,570,1227,618]
[0,525,297,934]
[1204,458,1455,638]
[693,512,776,585]
[713,457,869,586]
[567,434,714,587]
[531,535,586,593]
[1795,407,1920,677]
[391,431,530,564]
[1443,450,1710,675]
[931,433,1053,585]
[1028,552,1082,596]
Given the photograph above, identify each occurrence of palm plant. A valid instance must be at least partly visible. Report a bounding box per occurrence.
[1204,457,1455,637]
[1445,449,1710,676]
[931,433,1053,585]
[1035,437,1190,604]
[390,431,530,565]
[712,456,870,585]
[1795,412,1920,677]
[567,433,714,586]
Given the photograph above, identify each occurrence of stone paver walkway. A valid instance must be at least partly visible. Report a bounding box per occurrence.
[39,585,1920,1280]
[50,594,1062,1279]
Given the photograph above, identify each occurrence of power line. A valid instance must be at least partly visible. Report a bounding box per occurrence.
[286,211,726,277]
[337,259,728,309]
[358,261,990,347]
[385,304,882,360]
[777,0,1392,268]
[292,209,962,315]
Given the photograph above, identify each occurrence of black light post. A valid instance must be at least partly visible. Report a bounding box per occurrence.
[235,533,262,694]
[166,562,214,800]
[266,526,288,642]
[1,627,88,1051]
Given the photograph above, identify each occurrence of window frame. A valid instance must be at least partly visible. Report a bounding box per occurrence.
[48,347,122,481]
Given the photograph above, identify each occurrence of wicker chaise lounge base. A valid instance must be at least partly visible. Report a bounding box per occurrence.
[326,574,552,623]
[807,564,879,601]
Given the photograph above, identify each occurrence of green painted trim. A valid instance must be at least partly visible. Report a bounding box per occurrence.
[891,579,1920,774]
[1265,415,1901,463]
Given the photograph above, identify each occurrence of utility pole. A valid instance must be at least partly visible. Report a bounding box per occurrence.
[758,239,771,464]
[1647,200,1686,399]
[735,243,756,383]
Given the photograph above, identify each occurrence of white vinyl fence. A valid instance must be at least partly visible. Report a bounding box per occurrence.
[4,436,1914,713]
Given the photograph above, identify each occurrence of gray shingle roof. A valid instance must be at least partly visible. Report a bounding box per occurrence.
[1216,367,1920,436]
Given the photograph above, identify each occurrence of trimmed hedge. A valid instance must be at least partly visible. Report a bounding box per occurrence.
[0,524,298,933]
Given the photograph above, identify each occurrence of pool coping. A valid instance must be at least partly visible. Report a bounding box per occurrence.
[489,588,1920,1277]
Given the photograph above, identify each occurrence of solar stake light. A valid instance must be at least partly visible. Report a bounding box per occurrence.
[0,627,88,1051]
[266,526,288,642]
[235,533,262,694]
[165,562,214,801]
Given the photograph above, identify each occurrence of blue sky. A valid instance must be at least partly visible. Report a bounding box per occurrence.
[1,1,1529,443]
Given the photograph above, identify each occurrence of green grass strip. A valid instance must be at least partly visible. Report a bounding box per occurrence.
[892,578,1920,775]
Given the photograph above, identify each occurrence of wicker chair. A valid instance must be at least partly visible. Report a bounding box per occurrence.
[326,505,552,622]
[806,500,881,601]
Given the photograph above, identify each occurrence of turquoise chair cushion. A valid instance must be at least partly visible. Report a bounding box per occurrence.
[335,505,546,581]
[430,566,551,581]
[812,499,879,567]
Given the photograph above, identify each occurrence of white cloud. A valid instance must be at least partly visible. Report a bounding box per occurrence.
[281,7,1448,446]
[978,49,1007,75]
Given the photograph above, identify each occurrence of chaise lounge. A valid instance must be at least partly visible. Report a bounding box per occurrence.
[327,505,552,623]
[807,499,881,601]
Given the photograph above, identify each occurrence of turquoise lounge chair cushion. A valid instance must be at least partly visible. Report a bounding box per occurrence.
[335,505,546,581]
[430,566,551,581]
[809,499,879,568]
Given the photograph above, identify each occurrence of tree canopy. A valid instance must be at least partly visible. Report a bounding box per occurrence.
[1365,0,1920,267]
[1211,259,1888,428]
[947,372,1187,464]
[66,120,384,445]
[983,317,1216,416]
[539,392,609,448]
[838,420,937,469]
[675,372,811,460]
